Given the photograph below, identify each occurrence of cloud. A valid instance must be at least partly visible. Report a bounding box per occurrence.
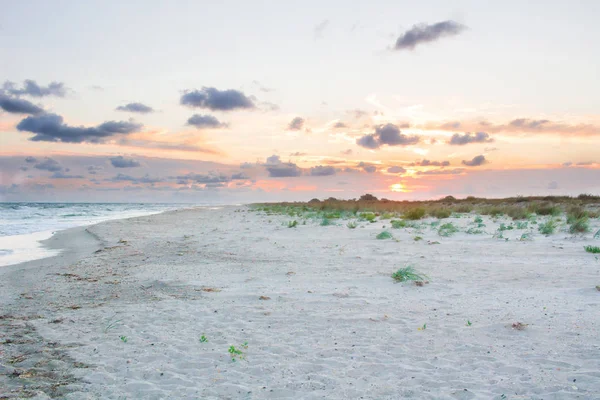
[33,157,62,172]
[175,173,231,184]
[310,165,336,176]
[265,155,282,165]
[387,166,406,174]
[25,156,37,163]
[110,156,141,168]
[449,132,493,145]
[3,80,67,97]
[563,162,573,167]
[358,162,376,173]
[348,109,369,119]
[0,93,44,115]
[16,113,142,143]
[187,114,228,129]
[314,19,329,39]
[288,117,305,131]
[266,163,302,177]
[356,123,420,149]
[461,155,487,167]
[109,173,163,184]
[180,87,255,111]
[432,118,600,137]
[394,20,466,51]
[50,172,84,179]
[252,80,274,93]
[116,103,154,114]
[231,172,249,180]
[240,162,254,169]
[290,152,307,156]
[88,165,103,175]
[412,159,450,167]
[333,121,347,128]
[341,149,353,155]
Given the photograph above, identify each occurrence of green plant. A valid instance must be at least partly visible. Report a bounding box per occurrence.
[595,229,600,239]
[438,222,459,237]
[498,223,514,231]
[474,216,483,224]
[104,315,122,333]
[569,217,589,234]
[584,246,600,254]
[287,220,298,228]
[466,227,484,234]
[359,212,377,222]
[200,335,208,343]
[519,233,532,241]
[120,335,128,343]
[429,208,451,219]
[346,221,357,229]
[376,231,393,240]
[391,220,407,229]
[538,219,557,235]
[466,320,472,326]
[381,212,395,220]
[413,236,423,241]
[515,221,528,229]
[228,342,248,361]
[403,208,426,220]
[391,266,428,282]
[566,206,588,224]
[320,218,332,226]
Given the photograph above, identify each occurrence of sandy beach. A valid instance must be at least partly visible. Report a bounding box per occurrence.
[1,206,599,399]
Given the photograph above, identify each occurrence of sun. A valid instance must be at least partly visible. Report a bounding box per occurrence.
[390,183,405,192]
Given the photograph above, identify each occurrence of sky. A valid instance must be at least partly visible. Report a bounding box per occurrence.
[1,0,599,203]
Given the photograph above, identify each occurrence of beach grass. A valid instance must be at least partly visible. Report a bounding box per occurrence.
[584,245,600,254]
[391,266,428,282]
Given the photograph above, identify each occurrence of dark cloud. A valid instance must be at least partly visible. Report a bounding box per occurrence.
[187,114,227,129]
[394,20,466,51]
[266,163,302,177]
[333,122,347,128]
[231,172,249,180]
[110,156,141,168]
[358,162,376,173]
[116,103,154,114]
[509,119,551,129]
[0,94,44,115]
[562,162,573,167]
[109,173,163,184]
[3,80,67,97]
[387,166,406,174]
[50,172,84,179]
[462,155,487,167]
[175,173,231,184]
[576,161,594,166]
[310,165,336,176]
[411,159,450,167]
[341,149,353,155]
[87,165,103,175]
[288,117,305,131]
[440,121,461,130]
[265,155,282,165]
[16,113,142,143]
[240,162,254,169]
[25,156,37,163]
[180,87,255,111]
[356,123,420,149]
[449,132,493,145]
[33,157,62,172]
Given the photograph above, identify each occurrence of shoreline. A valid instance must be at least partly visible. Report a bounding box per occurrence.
[1,205,599,399]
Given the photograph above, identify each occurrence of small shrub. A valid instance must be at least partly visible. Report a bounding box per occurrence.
[359,212,377,223]
[200,335,208,343]
[566,206,588,224]
[347,221,358,229]
[569,217,589,234]
[466,227,484,234]
[535,204,561,216]
[391,266,428,282]
[474,216,483,224]
[287,220,298,228]
[438,222,459,237]
[376,231,393,240]
[515,221,528,229]
[403,208,426,220]
[413,236,423,241]
[429,208,451,219]
[584,245,600,254]
[320,218,332,226]
[390,220,406,229]
[506,207,529,220]
[595,229,600,239]
[538,219,557,235]
[381,212,395,220]
[498,223,514,231]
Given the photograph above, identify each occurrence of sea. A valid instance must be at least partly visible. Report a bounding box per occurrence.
[0,203,190,267]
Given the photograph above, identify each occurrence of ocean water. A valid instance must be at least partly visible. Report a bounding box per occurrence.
[0,203,188,267]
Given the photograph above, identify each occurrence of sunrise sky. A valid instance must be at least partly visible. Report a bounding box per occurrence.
[1,1,599,203]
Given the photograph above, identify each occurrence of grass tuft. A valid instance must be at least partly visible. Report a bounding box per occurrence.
[438,222,459,237]
[403,208,426,220]
[376,231,393,240]
[346,221,358,229]
[392,266,428,282]
[320,218,332,226]
[584,245,600,254]
[569,217,589,234]
[391,220,407,229]
[287,220,298,228]
[538,219,557,235]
